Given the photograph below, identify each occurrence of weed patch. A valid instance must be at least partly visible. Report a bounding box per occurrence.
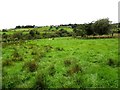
[23,60,38,72]
[3,59,13,67]
[33,73,47,89]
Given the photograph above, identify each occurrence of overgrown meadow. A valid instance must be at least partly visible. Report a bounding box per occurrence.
[1,21,119,88]
[2,37,118,88]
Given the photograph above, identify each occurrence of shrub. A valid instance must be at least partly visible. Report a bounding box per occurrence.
[55,29,69,37]
[12,32,23,40]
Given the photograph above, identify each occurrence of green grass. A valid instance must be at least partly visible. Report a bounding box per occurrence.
[2,37,118,88]
[0,26,73,36]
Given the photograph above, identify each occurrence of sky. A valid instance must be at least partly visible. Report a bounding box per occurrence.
[0,0,119,29]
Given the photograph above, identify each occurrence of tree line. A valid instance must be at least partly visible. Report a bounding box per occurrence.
[2,18,119,43]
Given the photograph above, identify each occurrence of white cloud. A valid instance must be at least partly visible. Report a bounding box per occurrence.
[0,0,119,29]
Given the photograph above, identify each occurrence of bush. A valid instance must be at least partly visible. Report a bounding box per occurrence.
[73,24,86,37]
[55,29,69,37]
[12,32,23,40]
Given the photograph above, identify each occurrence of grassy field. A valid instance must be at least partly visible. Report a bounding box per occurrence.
[2,37,118,88]
[0,26,73,35]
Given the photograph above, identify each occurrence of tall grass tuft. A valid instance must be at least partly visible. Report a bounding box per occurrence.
[23,60,38,72]
[33,73,47,89]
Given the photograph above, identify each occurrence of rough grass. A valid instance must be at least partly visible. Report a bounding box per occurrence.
[2,37,118,88]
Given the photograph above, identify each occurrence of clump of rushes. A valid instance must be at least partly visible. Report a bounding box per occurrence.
[49,64,56,76]
[31,51,37,55]
[12,51,23,62]
[67,64,82,76]
[33,73,47,89]
[55,47,64,51]
[64,59,72,67]
[3,59,13,67]
[44,45,53,52]
[23,60,38,72]
[107,58,118,67]
[39,51,45,58]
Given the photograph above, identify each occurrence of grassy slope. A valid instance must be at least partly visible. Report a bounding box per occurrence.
[0,26,73,35]
[2,37,118,88]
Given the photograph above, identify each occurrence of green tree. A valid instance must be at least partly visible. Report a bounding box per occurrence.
[73,24,86,37]
[92,18,111,35]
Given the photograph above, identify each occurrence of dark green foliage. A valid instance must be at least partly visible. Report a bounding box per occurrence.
[84,22,94,35]
[72,18,112,37]
[42,33,50,38]
[29,30,36,37]
[13,32,23,40]
[2,33,8,39]
[55,29,70,37]
[73,24,86,37]
[2,29,7,32]
[92,18,111,35]
[49,26,53,30]
[15,25,35,29]
[28,30,41,39]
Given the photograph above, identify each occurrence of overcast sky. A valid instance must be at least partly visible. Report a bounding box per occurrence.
[0,0,119,29]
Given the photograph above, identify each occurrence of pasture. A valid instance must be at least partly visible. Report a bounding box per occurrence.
[2,37,118,88]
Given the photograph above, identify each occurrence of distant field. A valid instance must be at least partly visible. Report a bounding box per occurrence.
[0,26,73,35]
[2,37,118,88]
